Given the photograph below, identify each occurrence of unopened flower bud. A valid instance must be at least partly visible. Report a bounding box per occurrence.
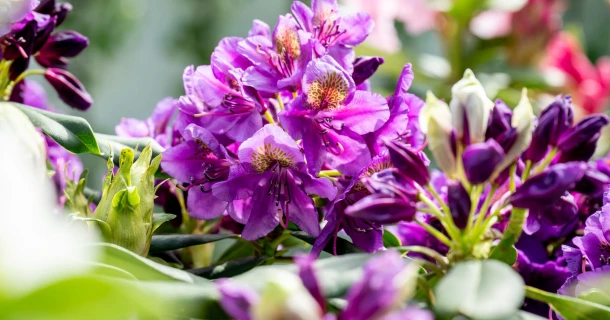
[511,162,587,210]
[44,68,93,110]
[345,193,417,224]
[385,139,429,185]
[486,99,512,140]
[524,96,573,162]
[420,91,456,177]
[447,181,470,229]
[450,69,494,144]
[462,139,504,184]
[252,270,323,320]
[557,114,610,153]
[37,31,89,68]
[494,89,534,177]
[352,56,384,85]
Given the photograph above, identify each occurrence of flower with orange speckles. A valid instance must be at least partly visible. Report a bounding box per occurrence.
[280,55,389,175]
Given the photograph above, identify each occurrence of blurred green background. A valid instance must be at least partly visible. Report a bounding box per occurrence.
[38,0,609,187]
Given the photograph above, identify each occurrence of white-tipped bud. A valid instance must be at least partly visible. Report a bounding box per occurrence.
[420,91,457,177]
[450,69,495,144]
[494,88,534,176]
[252,270,322,320]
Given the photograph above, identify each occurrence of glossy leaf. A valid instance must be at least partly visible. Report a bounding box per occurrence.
[12,102,100,154]
[89,242,203,283]
[95,133,164,165]
[188,255,270,279]
[151,213,176,233]
[149,234,237,253]
[434,260,525,319]
[382,229,402,248]
[526,286,610,319]
[290,231,364,255]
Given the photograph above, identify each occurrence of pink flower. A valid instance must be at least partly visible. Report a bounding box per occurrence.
[544,33,610,114]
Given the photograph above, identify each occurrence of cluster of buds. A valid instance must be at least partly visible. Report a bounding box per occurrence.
[84,145,173,256]
[2,0,92,110]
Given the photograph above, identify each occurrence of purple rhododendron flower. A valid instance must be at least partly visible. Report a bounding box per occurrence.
[161,124,233,221]
[116,97,177,148]
[213,125,337,240]
[239,15,313,93]
[573,191,610,269]
[177,37,265,142]
[312,156,392,256]
[280,55,389,175]
[291,0,373,58]
[342,250,414,320]
[217,279,259,320]
[365,64,425,157]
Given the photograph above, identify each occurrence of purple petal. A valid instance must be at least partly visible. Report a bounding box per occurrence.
[462,140,505,184]
[345,194,417,224]
[115,118,149,138]
[238,125,305,173]
[326,90,389,135]
[212,170,265,202]
[303,55,355,97]
[242,177,281,240]
[294,254,325,310]
[211,37,252,79]
[242,65,282,93]
[324,129,371,176]
[293,170,337,200]
[187,188,228,220]
[248,19,271,38]
[217,279,258,320]
[286,172,321,237]
[311,216,339,257]
[395,63,414,95]
[343,217,384,253]
[327,44,356,74]
[291,1,313,32]
[335,12,374,46]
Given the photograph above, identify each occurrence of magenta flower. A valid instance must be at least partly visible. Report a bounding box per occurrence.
[365,64,425,156]
[161,124,233,221]
[312,156,407,256]
[280,55,389,175]
[239,15,313,93]
[177,37,264,142]
[212,125,337,240]
[291,0,373,55]
[573,198,610,269]
[115,97,177,148]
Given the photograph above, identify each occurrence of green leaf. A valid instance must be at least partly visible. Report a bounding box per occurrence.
[188,255,271,279]
[149,234,237,253]
[89,242,204,283]
[11,102,100,154]
[382,229,402,248]
[526,286,610,319]
[151,213,176,233]
[489,242,518,265]
[434,260,525,319]
[2,275,167,320]
[290,231,364,255]
[214,240,255,264]
[95,133,164,165]
[579,289,610,307]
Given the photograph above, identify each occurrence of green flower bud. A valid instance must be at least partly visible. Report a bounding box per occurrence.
[63,170,93,218]
[420,91,457,178]
[92,144,172,256]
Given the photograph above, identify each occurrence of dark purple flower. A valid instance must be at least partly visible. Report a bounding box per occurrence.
[239,15,313,93]
[396,221,449,260]
[558,266,610,299]
[342,250,414,320]
[312,156,393,256]
[161,124,233,221]
[291,0,373,54]
[212,125,337,240]
[36,30,89,68]
[574,165,610,197]
[523,96,573,162]
[280,56,389,175]
[515,250,571,317]
[116,97,177,148]
[352,56,383,86]
[44,68,93,110]
[462,139,505,184]
[562,244,584,276]
[511,162,587,210]
[558,115,610,153]
[486,99,512,141]
[385,139,429,186]
[35,0,73,27]
[447,181,470,229]
[365,64,425,156]
[217,279,258,320]
[524,192,578,235]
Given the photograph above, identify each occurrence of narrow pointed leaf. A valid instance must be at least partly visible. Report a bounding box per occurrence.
[149,234,237,253]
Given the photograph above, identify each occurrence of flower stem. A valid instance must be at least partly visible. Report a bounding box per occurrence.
[509,163,517,192]
[426,183,457,230]
[263,110,275,125]
[398,245,449,269]
[418,193,461,242]
[465,185,484,233]
[414,219,453,248]
[4,69,46,100]
[532,148,558,175]
[521,160,533,181]
[498,207,528,246]
[318,169,341,177]
[276,93,285,110]
[471,184,497,236]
